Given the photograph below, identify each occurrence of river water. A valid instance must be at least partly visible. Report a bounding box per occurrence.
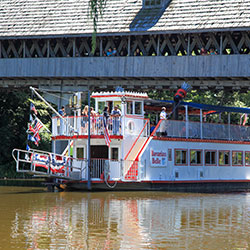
[0,187,249,250]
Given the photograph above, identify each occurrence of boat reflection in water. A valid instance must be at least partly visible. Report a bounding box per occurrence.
[10,191,250,250]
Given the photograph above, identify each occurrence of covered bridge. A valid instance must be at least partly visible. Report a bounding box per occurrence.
[0,0,250,95]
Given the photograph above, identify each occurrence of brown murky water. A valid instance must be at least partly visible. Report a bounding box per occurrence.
[0,187,249,250]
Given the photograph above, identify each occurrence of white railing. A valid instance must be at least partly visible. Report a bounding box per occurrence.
[12,148,84,180]
[52,115,149,137]
[154,120,250,141]
[12,149,144,182]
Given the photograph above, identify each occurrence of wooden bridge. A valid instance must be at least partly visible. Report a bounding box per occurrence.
[0,0,250,92]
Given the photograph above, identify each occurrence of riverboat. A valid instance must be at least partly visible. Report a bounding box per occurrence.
[12,88,250,192]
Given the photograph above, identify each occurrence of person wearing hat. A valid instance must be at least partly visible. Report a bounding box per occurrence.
[159,107,167,136]
[111,105,121,135]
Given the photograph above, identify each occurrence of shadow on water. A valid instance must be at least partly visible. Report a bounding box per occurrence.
[129,1,171,32]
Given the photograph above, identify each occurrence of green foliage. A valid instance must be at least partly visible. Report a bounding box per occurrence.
[89,0,106,54]
[0,90,52,178]
[148,88,250,124]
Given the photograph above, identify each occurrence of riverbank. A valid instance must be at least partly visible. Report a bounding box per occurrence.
[0,178,45,187]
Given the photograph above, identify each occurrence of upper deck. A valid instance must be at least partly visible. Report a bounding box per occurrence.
[52,114,250,142]
[51,90,250,142]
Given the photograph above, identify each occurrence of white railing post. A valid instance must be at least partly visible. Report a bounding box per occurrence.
[200,109,203,139]
[185,105,189,138]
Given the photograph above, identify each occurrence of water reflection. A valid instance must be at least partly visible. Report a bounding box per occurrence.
[0,187,249,250]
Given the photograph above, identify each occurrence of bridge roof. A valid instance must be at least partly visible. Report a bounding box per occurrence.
[0,0,250,38]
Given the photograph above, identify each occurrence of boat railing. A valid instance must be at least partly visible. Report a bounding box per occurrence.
[12,148,84,180]
[12,148,143,182]
[154,119,250,141]
[85,158,141,181]
[52,115,149,137]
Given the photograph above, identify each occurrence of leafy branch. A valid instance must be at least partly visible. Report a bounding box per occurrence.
[89,0,106,54]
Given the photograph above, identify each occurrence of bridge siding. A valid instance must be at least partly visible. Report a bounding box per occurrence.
[0,55,250,79]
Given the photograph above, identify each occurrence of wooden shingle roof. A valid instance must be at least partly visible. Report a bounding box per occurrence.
[0,0,250,38]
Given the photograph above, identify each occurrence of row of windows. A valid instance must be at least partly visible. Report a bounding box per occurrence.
[174,149,250,166]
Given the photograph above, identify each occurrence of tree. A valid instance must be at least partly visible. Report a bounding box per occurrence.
[89,0,106,54]
[0,90,52,178]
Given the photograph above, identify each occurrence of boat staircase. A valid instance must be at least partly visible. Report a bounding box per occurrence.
[123,120,162,181]
[12,148,83,181]
[123,119,154,181]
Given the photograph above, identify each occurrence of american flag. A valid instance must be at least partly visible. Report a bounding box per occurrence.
[30,102,38,115]
[34,119,43,132]
[103,118,111,147]
[29,118,43,135]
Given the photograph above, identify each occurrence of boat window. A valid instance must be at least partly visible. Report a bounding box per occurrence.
[245,152,250,166]
[76,147,84,159]
[127,101,133,115]
[205,151,216,165]
[114,101,121,110]
[111,147,119,160]
[98,102,105,114]
[175,149,187,165]
[168,149,172,161]
[135,101,142,115]
[232,151,243,166]
[190,150,202,165]
[219,151,230,166]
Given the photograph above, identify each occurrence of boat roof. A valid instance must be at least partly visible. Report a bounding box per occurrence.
[159,100,250,114]
[91,91,149,100]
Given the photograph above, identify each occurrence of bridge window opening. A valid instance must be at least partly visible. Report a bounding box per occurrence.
[232,151,243,166]
[175,149,187,165]
[205,151,217,166]
[111,147,119,160]
[219,151,230,166]
[190,150,202,165]
[245,152,250,166]
[144,0,168,7]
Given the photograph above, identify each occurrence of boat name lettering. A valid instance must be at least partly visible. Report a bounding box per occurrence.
[151,150,167,157]
[150,149,167,167]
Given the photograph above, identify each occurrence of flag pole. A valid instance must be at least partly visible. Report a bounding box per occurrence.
[30,87,72,132]
[87,89,91,190]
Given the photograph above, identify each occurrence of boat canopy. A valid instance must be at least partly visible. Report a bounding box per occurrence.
[153,100,250,114]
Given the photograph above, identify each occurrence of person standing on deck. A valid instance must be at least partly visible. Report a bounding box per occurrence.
[111,105,121,135]
[159,107,167,136]
[103,106,110,129]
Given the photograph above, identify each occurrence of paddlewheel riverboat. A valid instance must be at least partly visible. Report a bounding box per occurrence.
[12,88,250,192]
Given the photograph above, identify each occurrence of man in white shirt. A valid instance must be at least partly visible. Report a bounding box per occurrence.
[159,107,167,136]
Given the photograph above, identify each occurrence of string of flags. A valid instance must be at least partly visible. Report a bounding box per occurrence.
[26,102,49,150]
